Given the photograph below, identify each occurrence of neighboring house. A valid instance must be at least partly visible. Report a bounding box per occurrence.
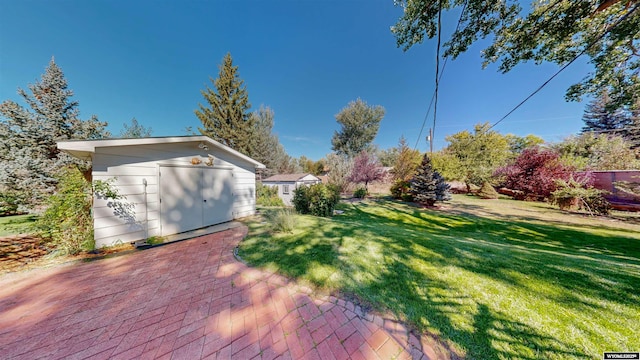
[57,136,265,248]
[262,173,322,205]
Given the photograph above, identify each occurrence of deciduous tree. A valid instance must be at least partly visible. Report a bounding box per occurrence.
[552,133,640,170]
[505,134,545,155]
[0,58,109,210]
[496,147,574,200]
[392,0,640,108]
[196,53,254,155]
[324,153,353,193]
[331,98,385,157]
[444,123,511,191]
[348,151,387,191]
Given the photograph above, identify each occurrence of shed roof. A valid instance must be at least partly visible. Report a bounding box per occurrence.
[57,136,265,168]
[262,173,320,182]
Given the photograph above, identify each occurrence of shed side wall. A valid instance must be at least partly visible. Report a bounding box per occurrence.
[92,143,256,248]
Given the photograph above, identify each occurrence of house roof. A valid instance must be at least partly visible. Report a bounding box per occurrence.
[262,173,320,182]
[57,135,265,168]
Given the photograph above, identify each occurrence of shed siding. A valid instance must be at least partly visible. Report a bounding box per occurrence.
[90,142,257,248]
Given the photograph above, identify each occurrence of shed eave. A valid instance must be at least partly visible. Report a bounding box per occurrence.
[57,136,266,169]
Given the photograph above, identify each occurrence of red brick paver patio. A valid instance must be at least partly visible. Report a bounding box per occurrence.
[0,227,447,359]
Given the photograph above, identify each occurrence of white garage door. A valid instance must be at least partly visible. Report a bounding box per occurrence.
[159,166,234,236]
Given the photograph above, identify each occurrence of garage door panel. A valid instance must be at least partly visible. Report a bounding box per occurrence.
[202,168,234,226]
[160,166,203,236]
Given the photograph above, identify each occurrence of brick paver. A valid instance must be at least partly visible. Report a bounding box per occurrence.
[0,226,447,359]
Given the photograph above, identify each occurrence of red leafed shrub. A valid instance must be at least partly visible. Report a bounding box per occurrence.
[495,148,576,200]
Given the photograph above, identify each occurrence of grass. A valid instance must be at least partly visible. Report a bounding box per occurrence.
[0,214,38,237]
[239,195,640,360]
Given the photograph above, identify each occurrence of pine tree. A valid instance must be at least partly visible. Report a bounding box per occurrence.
[581,92,630,135]
[119,117,152,138]
[196,53,254,156]
[0,58,109,210]
[410,154,451,206]
[625,98,640,149]
[249,106,291,177]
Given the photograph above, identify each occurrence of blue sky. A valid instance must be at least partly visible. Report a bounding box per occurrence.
[1,0,591,160]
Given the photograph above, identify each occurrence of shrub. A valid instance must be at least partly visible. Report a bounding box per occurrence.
[390,180,413,201]
[477,182,499,199]
[495,147,575,200]
[551,179,611,215]
[353,187,368,199]
[0,192,21,216]
[256,182,284,207]
[265,208,295,233]
[37,167,122,255]
[292,185,310,214]
[293,183,340,217]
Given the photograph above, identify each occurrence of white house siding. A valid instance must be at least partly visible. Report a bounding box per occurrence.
[90,142,258,248]
[262,174,321,206]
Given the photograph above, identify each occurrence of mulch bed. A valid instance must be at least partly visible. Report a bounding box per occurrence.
[0,235,135,275]
[0,235,50,273]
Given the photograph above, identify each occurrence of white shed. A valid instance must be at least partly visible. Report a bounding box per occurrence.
[57,136,265,248]
[261,173,322,206]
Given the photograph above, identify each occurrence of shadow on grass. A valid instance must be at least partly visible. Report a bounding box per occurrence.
[239,200,640,359]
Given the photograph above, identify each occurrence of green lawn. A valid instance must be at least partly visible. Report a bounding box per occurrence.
[0,214,37,237]
[238,195,640,359]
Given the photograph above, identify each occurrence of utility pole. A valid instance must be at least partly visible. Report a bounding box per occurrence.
[427,128,433,154]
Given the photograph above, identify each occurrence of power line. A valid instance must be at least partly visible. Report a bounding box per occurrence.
[431,0,443,154]
[485,1,640,133]
[412,0,561,151]
[414,0,468,150]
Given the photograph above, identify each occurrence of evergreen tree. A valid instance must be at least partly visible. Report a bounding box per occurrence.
[626,98,640,148]
[410,154,451,206]
[391,136,422,182]
[119,117,152,138]
[249,106,291,177]
[581,92,630,135]
[0,58,109,210]
[196,53,254,155]
[331,98,384,157]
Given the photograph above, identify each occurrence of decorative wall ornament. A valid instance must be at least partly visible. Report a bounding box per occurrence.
[204,154,215,167]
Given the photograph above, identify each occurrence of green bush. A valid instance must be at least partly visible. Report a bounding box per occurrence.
[353,187,368,199]
[256,182,284,207]
[477,182,499,199]
[551,179,611,215]
[265,208,295,233]
[292,185,310,214]
[0,192,21,216]
[37,167,122,255]
[293,183,340,217]
[390,180,413,201]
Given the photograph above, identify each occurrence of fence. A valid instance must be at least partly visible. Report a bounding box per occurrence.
[589,170,640,211]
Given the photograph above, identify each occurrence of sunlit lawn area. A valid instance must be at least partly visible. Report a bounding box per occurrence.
[239,194,640,359]
[0,214,37,237]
